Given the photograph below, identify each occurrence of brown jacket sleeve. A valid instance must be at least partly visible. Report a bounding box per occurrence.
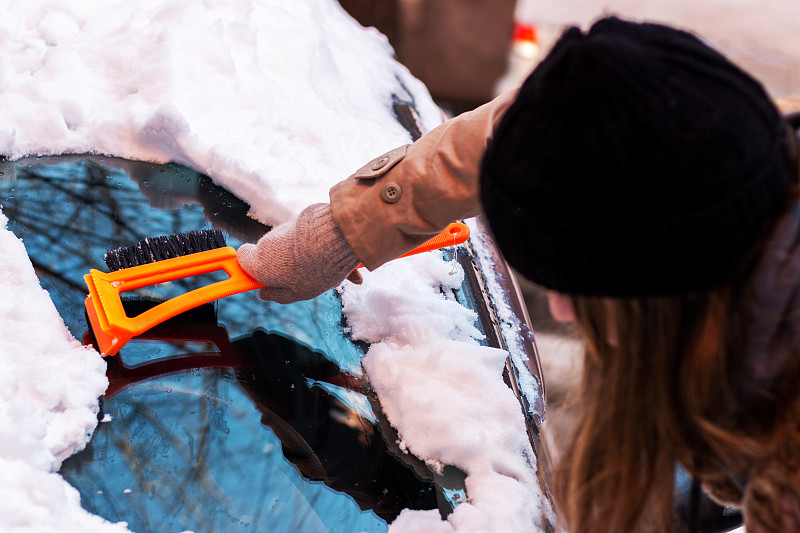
[330,90,516,269]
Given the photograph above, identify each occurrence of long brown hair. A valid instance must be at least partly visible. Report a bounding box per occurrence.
[548,110,800,533]
[552,284,786,532]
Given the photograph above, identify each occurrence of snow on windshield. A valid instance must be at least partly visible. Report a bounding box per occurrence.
[0,1,547,531]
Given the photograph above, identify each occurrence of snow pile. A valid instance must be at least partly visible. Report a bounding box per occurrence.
[0,0,441,225]
[0,0,543,531]
[342,255,550,532]
[0,212,127,532]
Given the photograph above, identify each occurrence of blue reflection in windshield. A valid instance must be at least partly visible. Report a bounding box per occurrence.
[0,157,447,533]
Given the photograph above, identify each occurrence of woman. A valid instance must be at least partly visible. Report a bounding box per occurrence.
[238,16,800,532]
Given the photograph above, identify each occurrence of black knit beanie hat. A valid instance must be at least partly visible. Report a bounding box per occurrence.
[480,16,792,297]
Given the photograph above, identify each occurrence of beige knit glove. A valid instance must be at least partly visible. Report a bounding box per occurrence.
[237,203,361,304]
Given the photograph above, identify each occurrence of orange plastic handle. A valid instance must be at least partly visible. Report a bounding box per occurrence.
[85,222,469,356]
[85,246,260,357]
[356,221,469,267]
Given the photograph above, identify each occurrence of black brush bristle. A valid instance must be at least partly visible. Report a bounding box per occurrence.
[104,229,227,271]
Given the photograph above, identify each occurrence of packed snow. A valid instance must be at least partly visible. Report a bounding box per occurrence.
[0,211,129,532]
[0,0,442,224]
[342,255,550,531]
[0,0,545,532]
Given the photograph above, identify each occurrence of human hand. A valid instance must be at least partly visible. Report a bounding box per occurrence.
[237,203,361,304]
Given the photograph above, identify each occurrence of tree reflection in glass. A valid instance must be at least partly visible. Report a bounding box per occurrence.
[0,157,448,533]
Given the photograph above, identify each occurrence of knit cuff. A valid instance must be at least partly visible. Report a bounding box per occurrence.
[307,203,360,276]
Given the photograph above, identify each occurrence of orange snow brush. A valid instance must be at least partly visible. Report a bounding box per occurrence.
[84,222,469,357]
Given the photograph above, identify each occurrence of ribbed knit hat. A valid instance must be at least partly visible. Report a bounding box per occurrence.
[480,16,792,297]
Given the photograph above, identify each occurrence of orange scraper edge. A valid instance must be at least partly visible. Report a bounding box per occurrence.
[85,222,469,356]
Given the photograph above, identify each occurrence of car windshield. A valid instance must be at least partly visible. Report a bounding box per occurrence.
[1,157,464,532]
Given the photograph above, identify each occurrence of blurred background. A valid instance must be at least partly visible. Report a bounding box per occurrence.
[516,0,800,100]
[339,0,799,109]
